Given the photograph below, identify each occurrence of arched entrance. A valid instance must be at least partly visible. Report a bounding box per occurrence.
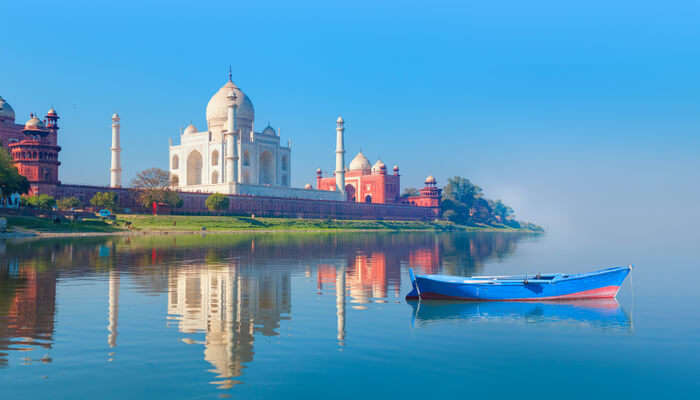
[187,150,203,185]
[365,194,372,203]
[211,170,219,184]
[259,151,274,184]
[345,184,356,202]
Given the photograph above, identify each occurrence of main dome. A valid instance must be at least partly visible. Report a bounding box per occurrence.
[205,79,254,132]
[349,152,371,172]
[0,96,15,121]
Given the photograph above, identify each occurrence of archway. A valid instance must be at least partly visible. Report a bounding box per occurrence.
[211,150,219,166]
[186,150,203,185]
[364,194,372,203]
[171,175,179,187]
[345,184,356,202]
[243,150,250,166]
[171,155,179,169]
[211,170,219,184]
[259,151,274,184]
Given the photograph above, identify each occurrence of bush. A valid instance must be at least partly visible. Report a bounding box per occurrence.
[205,193,229,212]
[21,194,56,210]
[90,192,118,210]
[57,196,81,210]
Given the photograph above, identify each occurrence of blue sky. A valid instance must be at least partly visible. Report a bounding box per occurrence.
[2,1,698,233]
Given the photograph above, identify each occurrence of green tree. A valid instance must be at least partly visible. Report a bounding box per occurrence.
[21,194,56,210]
[490,200,514,222]
[205,193,229,212]
[56,196,81,210]
[400,187,420,199]
[441,176,483,224]
[0,146,30,200]
[131,168,182,208]
[90,192,118,210]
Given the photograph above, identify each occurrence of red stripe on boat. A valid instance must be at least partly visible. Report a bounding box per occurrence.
[418,285,621,301]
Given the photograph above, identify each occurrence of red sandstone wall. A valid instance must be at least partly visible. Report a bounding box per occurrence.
[0,121,24,146]
[55,184,439,220]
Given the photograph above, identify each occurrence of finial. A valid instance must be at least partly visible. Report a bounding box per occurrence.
[228,65,232,81]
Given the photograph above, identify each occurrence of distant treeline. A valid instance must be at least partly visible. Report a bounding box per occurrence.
[404,176,543,231]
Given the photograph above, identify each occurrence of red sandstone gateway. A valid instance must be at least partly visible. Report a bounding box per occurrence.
[406,266,632,301]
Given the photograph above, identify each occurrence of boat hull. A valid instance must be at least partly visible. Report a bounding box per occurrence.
[406,266,631,301]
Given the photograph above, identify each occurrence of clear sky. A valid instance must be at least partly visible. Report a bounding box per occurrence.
[2,1,698,235]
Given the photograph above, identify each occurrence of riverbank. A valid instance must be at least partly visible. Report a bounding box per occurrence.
[1,214,543,238]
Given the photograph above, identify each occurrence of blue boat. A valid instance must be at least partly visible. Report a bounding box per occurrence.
[406,266,632,301]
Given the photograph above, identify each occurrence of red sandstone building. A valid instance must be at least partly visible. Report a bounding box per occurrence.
[316,151,441,216]
[0,96,61,196]
[316,152,400,203]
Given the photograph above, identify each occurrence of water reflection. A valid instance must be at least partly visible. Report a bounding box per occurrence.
[0,231,537,389]
[408,299,632,331]
[167,264,291,388]
[0,261,57,366]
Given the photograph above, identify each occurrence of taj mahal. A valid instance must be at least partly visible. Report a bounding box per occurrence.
[1,69,440,219]
[168,71,341,201]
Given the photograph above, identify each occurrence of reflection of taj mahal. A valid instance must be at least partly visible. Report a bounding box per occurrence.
[166,264,291,388]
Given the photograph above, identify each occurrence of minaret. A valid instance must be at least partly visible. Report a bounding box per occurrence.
[226,84,239,184]
[335,116,346,194]
[110,113,122,188]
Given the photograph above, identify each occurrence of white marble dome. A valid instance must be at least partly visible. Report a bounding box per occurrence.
[349,152,371,172]
[0,96,15,121]
[206,79,254,131]
[262,124,275,136]
[184,123,197,134]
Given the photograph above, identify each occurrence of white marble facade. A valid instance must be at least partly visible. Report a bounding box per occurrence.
[169,75,340,201]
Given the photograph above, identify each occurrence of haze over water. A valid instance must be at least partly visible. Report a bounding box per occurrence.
[1,231,698,399]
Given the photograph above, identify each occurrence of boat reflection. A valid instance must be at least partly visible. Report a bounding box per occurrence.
[408,299,632,330]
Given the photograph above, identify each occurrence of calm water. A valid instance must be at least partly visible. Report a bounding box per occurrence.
[1,231,698,399]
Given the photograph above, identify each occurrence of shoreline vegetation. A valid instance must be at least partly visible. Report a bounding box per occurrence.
[0,214,544,239]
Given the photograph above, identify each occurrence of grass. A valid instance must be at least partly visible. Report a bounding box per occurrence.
[2,213,541,235]
[4,215,123,233]
[116,214,451,232]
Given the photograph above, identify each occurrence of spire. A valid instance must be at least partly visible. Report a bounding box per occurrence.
[228,65,232,82]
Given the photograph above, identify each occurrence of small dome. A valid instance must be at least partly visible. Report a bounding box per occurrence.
[349,152,371,172]
[47,107,57,116]
[262,124,275,135]
[184,123,197,134]
[316,168,322,174]
[112,112,120,121]
[336,116,344,124]
[425,175,436,185]
[24,114,44,130]
[206,79,254,132]
[0,96,16,121]
[393,165,399,171]
[372,159,386,173]
[304,184,312,190]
